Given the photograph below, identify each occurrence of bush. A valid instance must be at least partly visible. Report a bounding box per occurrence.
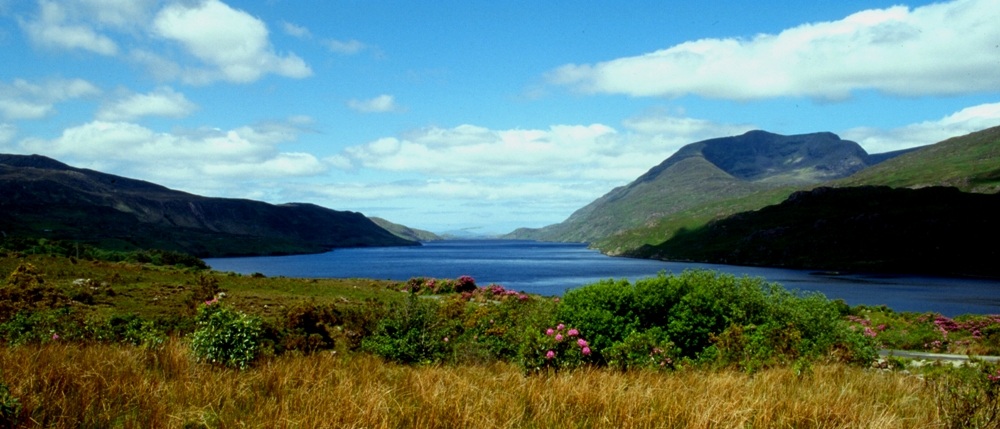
[0,308,85,345]
[604,328,677,371]
[274,302,339,354]
[557,270,872,367]
[88,314,166,349]
[361,293,457,364]
[190,300,263,369]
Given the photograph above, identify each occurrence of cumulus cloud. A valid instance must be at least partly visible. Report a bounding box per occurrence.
[340,115,755,183]
[842,102,1000,153]
[96,86,197,121]
[152,0,312,83]
[549,0,1000,100]
[347,94,400,113]
[0,78,101,120]
[17,118,329,196]
[19,0,119,55]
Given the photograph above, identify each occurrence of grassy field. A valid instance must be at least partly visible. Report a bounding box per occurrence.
[2,252,999,428]
[1,340,939,428]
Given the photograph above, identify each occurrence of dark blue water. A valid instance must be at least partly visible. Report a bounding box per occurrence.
[204,240,1000,316]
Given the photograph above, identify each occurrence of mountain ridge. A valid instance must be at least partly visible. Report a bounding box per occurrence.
[0,154,418,257]
[505,130,900,244]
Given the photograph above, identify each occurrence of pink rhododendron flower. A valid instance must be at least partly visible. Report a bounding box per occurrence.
[546,328,554,336]
[52,333,59,340]
[546,350,555,360]
[577,338,588,348]
[557,324,565,331]
[582,347,591,356]
[555,334,563,342]
[567,329,579,337]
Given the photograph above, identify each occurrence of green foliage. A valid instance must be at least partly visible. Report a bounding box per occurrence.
[604,328,677,371]
[361,293,457,364]
[87,314,166,349]
[0,238,207,269]
[450,293,556,364]
[0,379,22,429]
[557,270,874,370]
[0,308,85,345]
[190,301,264,369]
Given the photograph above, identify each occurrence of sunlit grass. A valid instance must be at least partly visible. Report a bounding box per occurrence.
[1,340,938,428]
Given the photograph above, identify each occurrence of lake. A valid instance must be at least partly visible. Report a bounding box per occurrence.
[204,240,1000,316]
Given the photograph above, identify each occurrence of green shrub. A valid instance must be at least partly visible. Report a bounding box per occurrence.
[558,270,872,367]
[604,328,677,371]
[190,301,263,369]
[361,293,457,364]
[88,314,166,349]
[0,308,85,345]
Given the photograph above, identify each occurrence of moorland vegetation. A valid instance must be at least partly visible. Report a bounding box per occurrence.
[1,247,999,428]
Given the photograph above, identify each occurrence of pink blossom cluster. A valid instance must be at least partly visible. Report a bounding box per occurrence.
[544,323,592,359]
[846,316,886,337]
[933,314,1000,339]
[460,283,529,302]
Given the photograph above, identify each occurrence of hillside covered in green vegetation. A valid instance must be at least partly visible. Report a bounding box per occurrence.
[626,126,1000,276]
[0,154,418,257]
[505,130,909,246]
[631,185,1000,277]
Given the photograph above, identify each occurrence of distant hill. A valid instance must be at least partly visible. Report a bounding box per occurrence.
[0,154,418,257]
[506,130,905,246]
[631,186,1000,278]
[370,217,442,242]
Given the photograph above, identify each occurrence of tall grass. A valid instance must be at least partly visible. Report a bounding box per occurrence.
[1,340,938,428]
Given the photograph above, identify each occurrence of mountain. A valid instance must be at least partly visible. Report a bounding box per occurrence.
[631,185,1000,278]
[506,130,904,246]
[626,125,1000,277]
[370,217,442,242]
[0,154,418,257]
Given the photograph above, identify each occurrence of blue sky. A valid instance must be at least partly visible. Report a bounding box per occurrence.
[2,0,999,235]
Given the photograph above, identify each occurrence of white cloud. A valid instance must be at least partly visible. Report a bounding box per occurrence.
[549,0,1000,100]
[0,78,101,120]
[281,21,311,39]
[152,0,312,83]
[0,123,16,146]
[20,0,119,55]
[842,102,1000,153]
[323,38,367,55]
[347,94,400,113]
[96,86,197,121]
[341,116,754,183]
[17,118,330,196]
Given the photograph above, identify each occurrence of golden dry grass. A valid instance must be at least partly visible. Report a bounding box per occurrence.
[0,340,940,429]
